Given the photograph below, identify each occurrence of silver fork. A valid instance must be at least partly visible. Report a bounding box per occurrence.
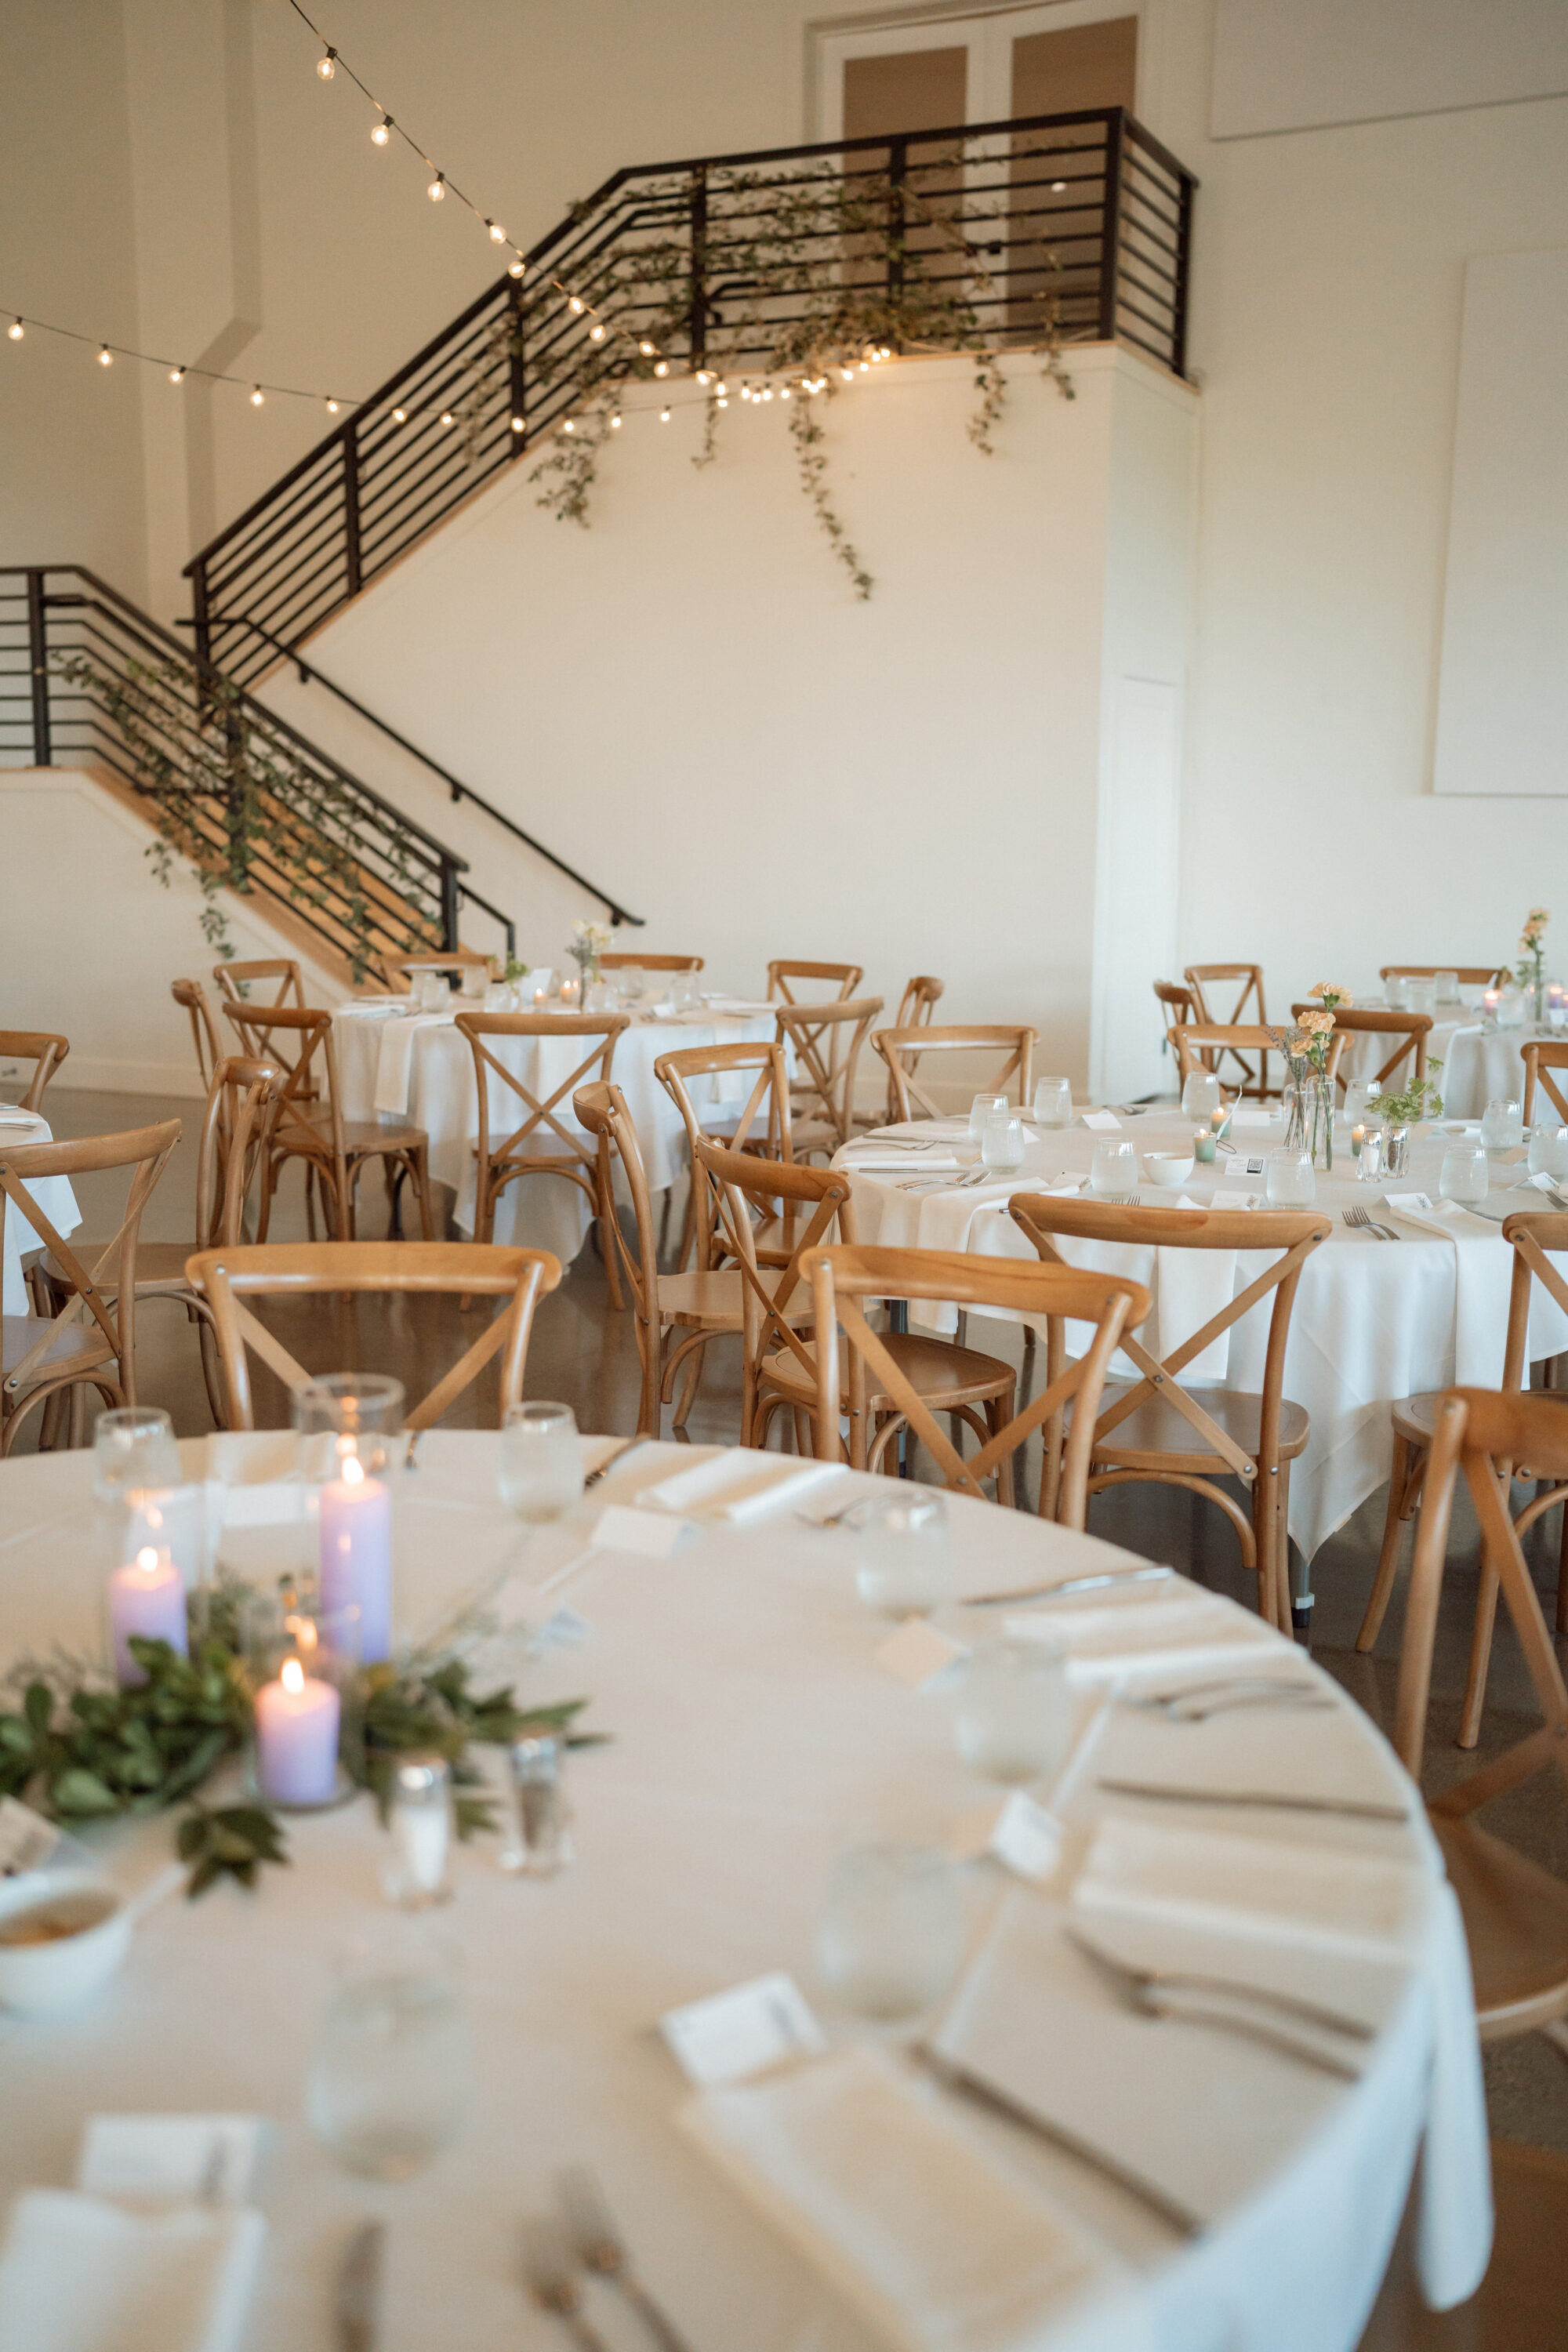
[556,2167,692,2352]
[521,2218,610,2351]
[1065,1926,1374,2049]
[1342,1204,1399,1243]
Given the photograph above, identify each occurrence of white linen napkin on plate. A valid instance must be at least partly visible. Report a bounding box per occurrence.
[1004,1587,1279,1685]
[678,2045,1148,2352]
[635,1450,842,1523]
[0,2190,264,2352]
[372,1014,447,1116]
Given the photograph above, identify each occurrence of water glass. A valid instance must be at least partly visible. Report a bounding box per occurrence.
[1341,1080,1376,1132]
[307,1927,468,2179]
[1528,1126,1568,1180]
[852,1490,952,1617]
[416,970,449,1014]
[1088,1138,1137,1197]
[980,1112,1026,1175]
[967,1092,1009,1142]
[615,966,645,1004]
[1264,1149,1316,1207]
[1480,1098,1524,1153]
[458,962,487,1001]
[93,1407,183,1502]
[499,1401,583,1522]
[1406,977,1436,1018]
[815,1842,963,2021]
[1385,974,1408,1011]
[953,1635,1073,1785]
[1032,1076,1072,1128]
[1181,1070,1221,1122]
[1439,1143,1489,1207]
[672,976,701,1014]
[1497,989,1526,1031]
[1435,970,1461,1007]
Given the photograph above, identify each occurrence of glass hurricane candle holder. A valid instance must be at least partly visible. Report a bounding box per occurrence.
[93,1407,181,1503]
[296,1377,401,1664]
[1181,1071,1221,1122]
[1439,1143,1488,1208]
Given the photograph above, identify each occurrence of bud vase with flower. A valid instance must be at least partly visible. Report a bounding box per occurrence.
[1269,985,1348,1171]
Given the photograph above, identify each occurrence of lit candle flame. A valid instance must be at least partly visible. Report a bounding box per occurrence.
[136,1546,158,1573]
[281,1657,305,1695]
[341,1454,365,1487]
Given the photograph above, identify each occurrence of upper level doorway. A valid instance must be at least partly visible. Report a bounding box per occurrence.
[808,4,1140,141]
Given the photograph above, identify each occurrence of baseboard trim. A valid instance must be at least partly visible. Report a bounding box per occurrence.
[48,1059,208,1101]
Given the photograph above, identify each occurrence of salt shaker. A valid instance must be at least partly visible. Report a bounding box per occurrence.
[503,1735,572,1878]
[384,1752,453,1909]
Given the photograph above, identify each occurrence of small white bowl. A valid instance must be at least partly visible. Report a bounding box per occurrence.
[1144,1152,1195,1189]
[0,1868,131,2017]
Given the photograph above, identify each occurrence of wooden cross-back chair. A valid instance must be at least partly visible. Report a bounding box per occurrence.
[1388,1386,1568,2056]
[767,960,863,1007]
[772,997,884,1160]
[1011,1196,1330,1622]
[873,1025,1036,1126]
[1522,1043,1568,1130]
[600,953,704,973]
[0,1030,70,1115]
[1380,965,1508,990]
[1292,1004,1430,1099]
[223,1002,434,1243]
[214,959,307,1011]
[1152,978,1196,1029]
[1182,966,1273,1097]
[0,1119,180,1454]
[575,1086,810,1438]
[1167,1023,1339,1094]
[872,976,946,1127]
[186,1241,561,1432]
[798,1243,1150,1526]
[38,1057,280,1428]
[654,1041,794,1273]
[455,1011,629,1305]
[171,982,223,1093]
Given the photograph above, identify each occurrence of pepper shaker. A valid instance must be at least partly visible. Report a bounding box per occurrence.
[503,1735,573,1878]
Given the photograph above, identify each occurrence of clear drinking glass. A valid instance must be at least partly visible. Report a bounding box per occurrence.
[1439,1143,1489,1207]
[1435,970,1461,1007]
[615,966,645,1004]
[499,1402,583,1522]
[1032,1077,1072,1128]
[953,1635,1073,1785]
[416,971,448,1014]
[1089,1138,1137,1196]
[1480,1098,1523,1153]
[1265,1149,1316,1207]
[93,1407,182,1503]
[1341,1080,1376,1132]
[980,1112,1026,1174]
[1385,974,1408,1010]
[1528,1126,1568,1179]
[1181,1071,1221,1122]
[307,1926,468,2179]
[967,1092,1009,1142]
[815,1843,964,2022]
[1406,977,1436,1018]
[458,963,487,1000]
[852,1490,952,1617]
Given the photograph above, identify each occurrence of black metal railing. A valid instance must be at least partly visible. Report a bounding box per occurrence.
[0,565,515,974]
[185,107,1196,686]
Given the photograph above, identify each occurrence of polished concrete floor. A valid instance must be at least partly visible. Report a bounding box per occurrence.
[18,1088,1568,2187]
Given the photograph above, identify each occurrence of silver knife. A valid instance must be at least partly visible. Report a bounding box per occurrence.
[335,2220,384,2352]
[1097,1778,1408,1823]
[964,1565,1172,1607]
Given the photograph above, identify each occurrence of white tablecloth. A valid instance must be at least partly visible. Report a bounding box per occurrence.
[1341,1004,1550,1120]
[332,1001,779,1265]
[0,1117,81,1316]
[0,1432,1488,2352]
[835,1110,1568,1560]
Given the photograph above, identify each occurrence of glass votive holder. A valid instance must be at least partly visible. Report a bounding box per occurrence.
[967,1092,1009,1142]
[980,1112,1026,1174]
[306,1925,469,2180]
[851,1490,951,1617]
[1439,1143,1489,1208]
[815,1842,963,2023]
[458,963,487,1001]
[118,1483,212,1630]
[1089,1138,1137,1196]
[499,1400,583,1523]
[502,1735,573,1878]
[1193,1127,1217,1165]
[1031,1077,1072,1128]
[384,1753,454,1910]
[953,1635,1073,1786]
[1528,1127,1568,1180]
[1342,1080,1376,1133]
[93,1406,181,1503]
[1479,1098,1524,1154]
[483,981,510,1012]
[1264,1149,1316,1207]
[294,1375,405,1483]
[1181,1071,1221,1122]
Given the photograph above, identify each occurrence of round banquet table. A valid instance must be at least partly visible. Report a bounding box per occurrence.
[0,1432,1488,2352]
[1341,1004,1550,1121]
[834,1106,1568,1562]
[0,1114,81,1316]
[331,998,780,1266]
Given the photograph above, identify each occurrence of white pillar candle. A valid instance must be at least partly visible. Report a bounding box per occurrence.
[255,1657,340,1806]
[108,1545,188,1687]
[318,1453,392,1662]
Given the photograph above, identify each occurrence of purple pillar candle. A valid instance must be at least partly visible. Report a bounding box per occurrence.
[108,1545,189,1687]
[318,1454,392,1663]
[255,1657,341,1806]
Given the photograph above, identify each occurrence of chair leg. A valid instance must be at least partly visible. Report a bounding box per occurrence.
[985,1392,1017,1507]
[67,1381,87,1448]
[197,1313,227,1429]
[1557,1486,1568,1635]
[256,1153,276,1243]
[597,1145,624,1311]
[1358,1432,1421,1652]
[1459,1555,1504,1751]
[1276,1459,1295,1632]
[676,1182,696,1274]
[412,1146,434,1242]
[671,1336,707,1435]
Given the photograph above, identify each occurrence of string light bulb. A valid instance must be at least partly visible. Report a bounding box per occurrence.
[326,397,339,412]
[508,260,526,278]
[562,418,575,434]
[440,410,454,426]
[487,220,506,242]
[588,322,605,343]
[715,379,728,396]
[568,296,585,315]
[780,387,790,401]
[840,366,853,382]
[169,365,184,382]
[392,406,406,423]
[98,346,113,366]
[251,385,264,405]
[695,368,712,385]
[371,116,390,146]
[609,410,621,430]
[1051,179,1067,192]
[659,405,670,423]
[510,413,525,432]
[716,394,728,408]
[638,340,656,357]
[316,46,336,79]
[653,359,669,378]
[8,318,23,340]
[427,172,445,202]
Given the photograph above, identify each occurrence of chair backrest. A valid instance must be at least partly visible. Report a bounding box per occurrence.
[800,1243,1150,1526]
[1153,978,1196,1029]
[1500,1212,1568,1397]
[655,1042,794,1265]
[1293,1004,1428,1098]
[1185,964,1265,1025]
[0,1029,70,1114]
[1392,1388,1568,1790]
[873,1025,1036,1124]
[454,1012,628,1181]
[214,960,305,1009]
[170,982,223,1093]
[696,1142,856,1428]
[894,975,945,1028]
[1522,1043,1568,1129]
[1380,965,1508,989]
[600,953,704,972]
[221,1003,343,1166]
[572,1083,661,1334]
[0,1120,181,1409]
[767,960,863,1006]
[1009,1195,1330,1512]
[185,1241,561,1432]
[773,997,884,1154]
[1167,1023,1285,1083]
[194,1057,282,1254]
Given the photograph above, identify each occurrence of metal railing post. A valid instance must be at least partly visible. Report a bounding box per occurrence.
[25,568,52,766]
[440,858,460,951]
[886,134,907,339]
[506,277,528,448]
[1171,166,1194,379]
[1096,109,1124,343]
[688,165,708,368]
[343,423,363,597]
[190,558,212,678]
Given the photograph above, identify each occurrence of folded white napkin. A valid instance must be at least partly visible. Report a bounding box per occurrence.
[678,2046,1145,2352]
[1005,1588,1279,1686]
[1383,1192,1478,1240]
[1080,1111,1121,1132]
[0,1111,44,1129]
[636,1450,842,1523]
[372,1014,446,1116]
[0,2190,264,2352]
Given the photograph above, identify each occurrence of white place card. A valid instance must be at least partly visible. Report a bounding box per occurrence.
[1385,1192,1435,1214]
[1210,1189,1258,1210]
[535,1606,590,1650]
[1080,1110,1121,1131]
[0,1797,60,1877]
[1229,1109,1276,1132]
[76,2114,263,2205]
[661,1973,827,2086]
[873,1619,968,1689]
[950,1792,1065,1882]
[590,1503,691,1557]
